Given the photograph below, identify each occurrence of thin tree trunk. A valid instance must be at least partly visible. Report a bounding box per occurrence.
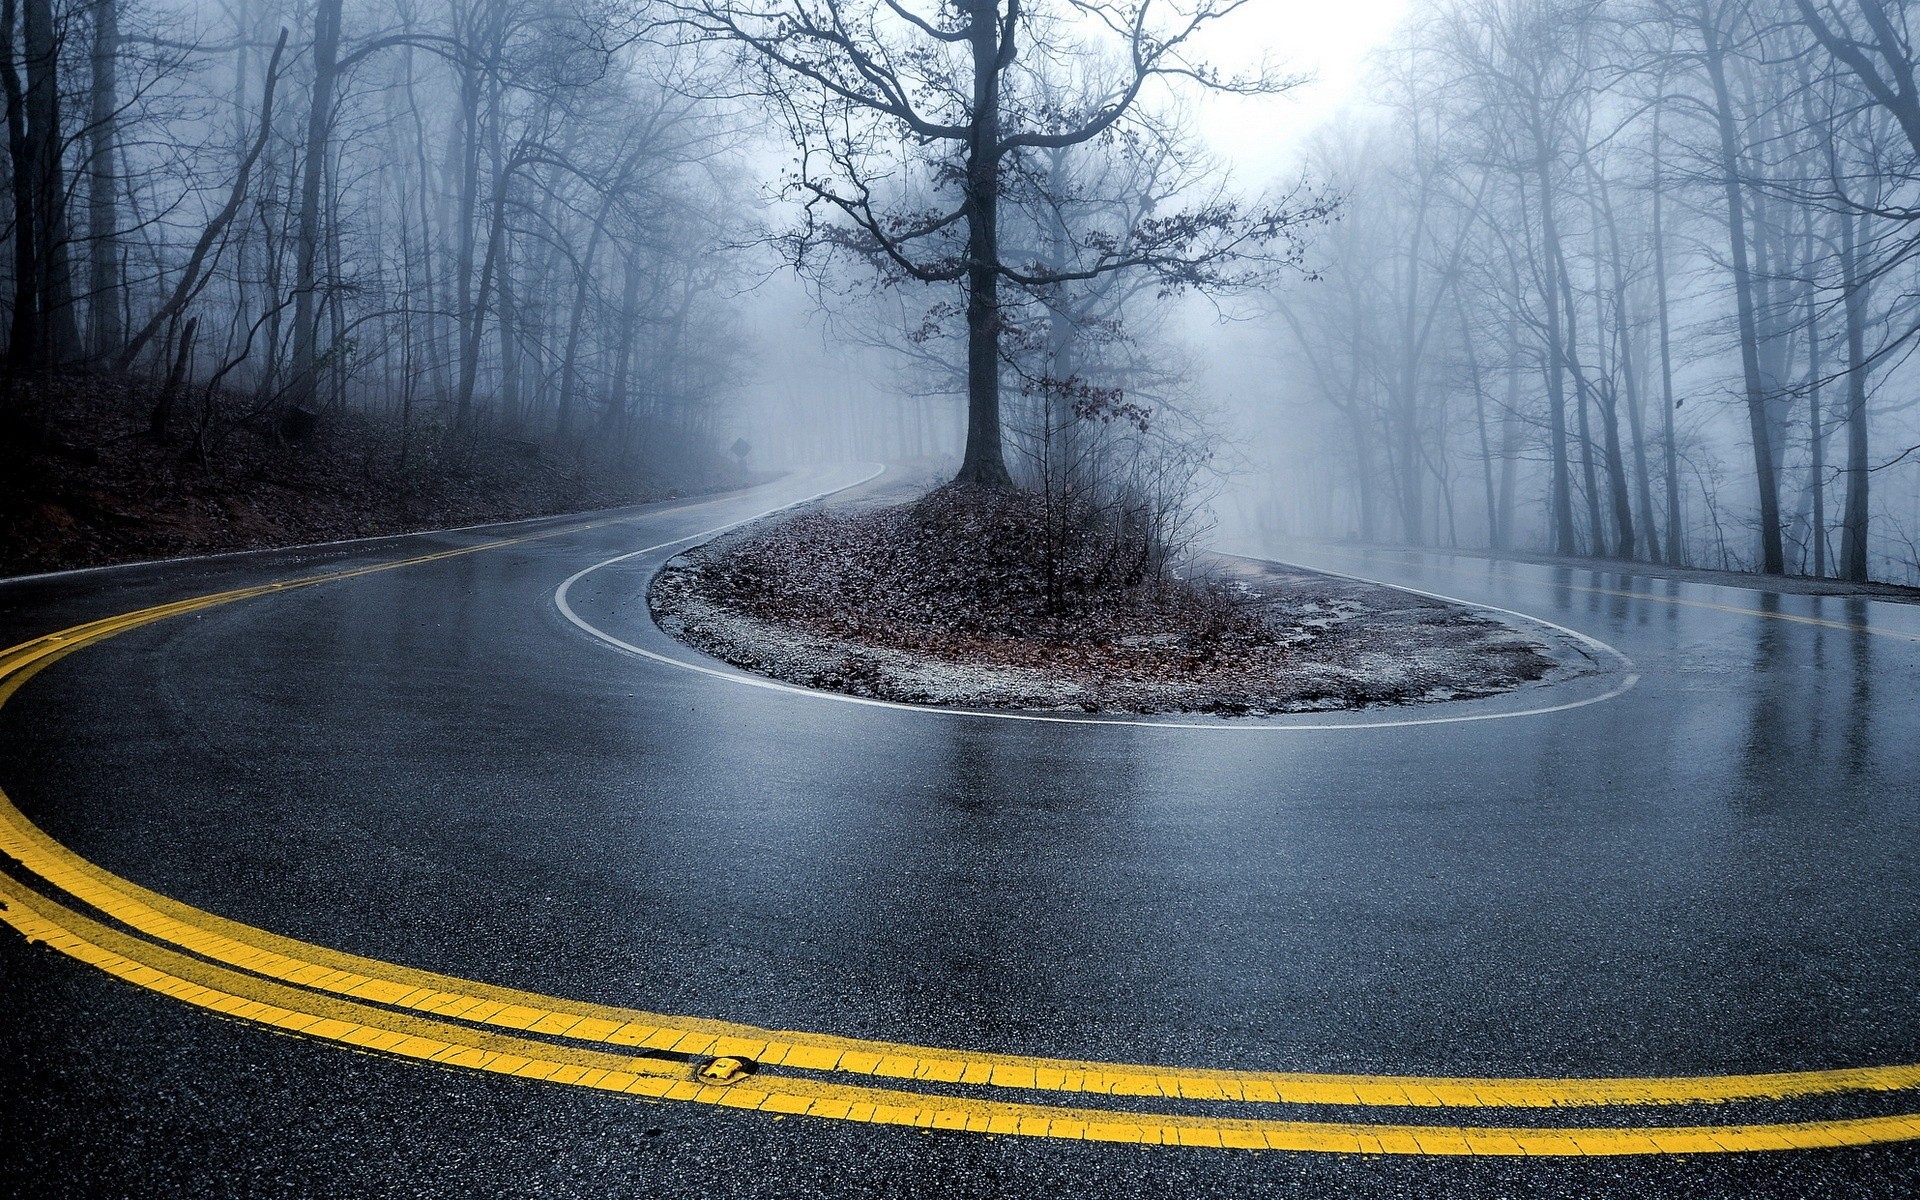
[1497,312,1522,549]
[1592,159,1658,560]
[1388,162,1441,545]
[450,59,483,429]
[497,228,521,425]
[148,314,195,437]
[1804,207,1825,578]
[1348,400,1378,543]
[287,0,344,422]
[603,253,642,439]
[325,137,345,411]
[1455,284,1498,549]
[1621,320,1658,562]
[1651,100,1685,564]
[401,40,444,408]
[556,219,604,440]
[1700,6,1785,573]
[1535,156,1578,553]
[85,0,121,360]
[454,158,510,427]
[23,0,78,361]
[1,0,44,371]
[1556,251,1608,556]
[1838,208,1870,582]
[1578,222,1635,559]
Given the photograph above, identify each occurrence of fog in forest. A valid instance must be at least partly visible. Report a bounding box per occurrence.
[8,0,1920,584]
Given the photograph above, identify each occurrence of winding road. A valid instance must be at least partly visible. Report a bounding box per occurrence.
[3,464,1919,1198]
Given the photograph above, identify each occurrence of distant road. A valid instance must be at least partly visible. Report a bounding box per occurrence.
[4,464,1920,1198]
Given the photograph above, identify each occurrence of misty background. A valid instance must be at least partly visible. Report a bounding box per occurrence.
[6,0,1919,584]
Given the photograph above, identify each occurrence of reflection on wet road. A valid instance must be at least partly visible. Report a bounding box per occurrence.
[4,469,1920,1195]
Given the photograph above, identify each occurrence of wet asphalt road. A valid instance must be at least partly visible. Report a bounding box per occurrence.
[3,464,1920,1197]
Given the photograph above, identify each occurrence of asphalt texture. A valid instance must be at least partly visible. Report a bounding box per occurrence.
[3,464,1920,1197]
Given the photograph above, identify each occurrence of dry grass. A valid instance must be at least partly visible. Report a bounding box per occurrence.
[689,483,1274,677]
[653,487,1569,715]
[0,370,743,575]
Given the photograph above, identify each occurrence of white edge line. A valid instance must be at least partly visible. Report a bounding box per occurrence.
[554,474,1641,732]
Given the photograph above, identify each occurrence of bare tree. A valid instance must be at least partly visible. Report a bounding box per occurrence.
[678,0,1321,487]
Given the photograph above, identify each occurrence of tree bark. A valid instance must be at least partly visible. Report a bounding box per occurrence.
[1555,250,1608,556]
[1592,160,1658,561]
[1,0,43,371]
[1699,4,1785,573]
[1650,99,1685,564]
[1454,284,1498,550]
[556,216,606,440]
[1393,178,1431,545]
[453,155,510,427]
[23,0,77,361]
[85,0,121,360]
[1838,208,1870,582]
[1534,155,1578,554]
[148,314,195,437]
[287,0,344,422]
[1803,206,1825,577]
[955,0,1012,488]
[1497,311,1522,550]
[604,253,643,435]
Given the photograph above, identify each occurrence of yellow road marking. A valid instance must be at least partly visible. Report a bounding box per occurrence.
[4,509,1920,1151]
[8,866,1920,1156]
[13,765,1920,1112]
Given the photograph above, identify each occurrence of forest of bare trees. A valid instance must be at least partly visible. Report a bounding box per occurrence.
[11,0,1920,588]
[1266,0,1920,584]
[0,0,1325,583]
[0,0,748,476]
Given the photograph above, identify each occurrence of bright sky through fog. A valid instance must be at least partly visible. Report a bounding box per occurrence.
[1185,0,1410,181]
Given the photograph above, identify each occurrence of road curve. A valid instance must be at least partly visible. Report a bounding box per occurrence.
[4,464,1920,1197]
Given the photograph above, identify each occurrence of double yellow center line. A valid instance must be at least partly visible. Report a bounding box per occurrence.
[4,517,1920,1153]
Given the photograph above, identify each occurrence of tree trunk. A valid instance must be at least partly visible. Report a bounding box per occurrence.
[1700,7,1785,573]
[454,161,510,427]
[1595,381,1635,559]
[400,40,445,410]
[604,253,643,438]
[497,231,521,425]
[1838,208,1870,582]
[1803,207,1824,578]
[23,0,77,362]
[287,0,343,422]
[1348,400,1378,543]
[85,0,120,360]
[1,0,43,371]
[450,59,483,430]
[1574,229,1634,559]
[1455,286,1498,549]
[1651,99,1684,564]
[1497,312,1522,550]
[1592,159,1658,561]
[148,314,195,437]
[954,0,1011,488]
[1556,251,1608,556]
[1394,197,1430,545]
[556,220,604,440]
[1534,156,1578,554]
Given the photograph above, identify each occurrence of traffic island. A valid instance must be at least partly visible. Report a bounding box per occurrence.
[648,486,1595,716]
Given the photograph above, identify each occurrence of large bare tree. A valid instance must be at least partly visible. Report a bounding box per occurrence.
[679,0,1318,486]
